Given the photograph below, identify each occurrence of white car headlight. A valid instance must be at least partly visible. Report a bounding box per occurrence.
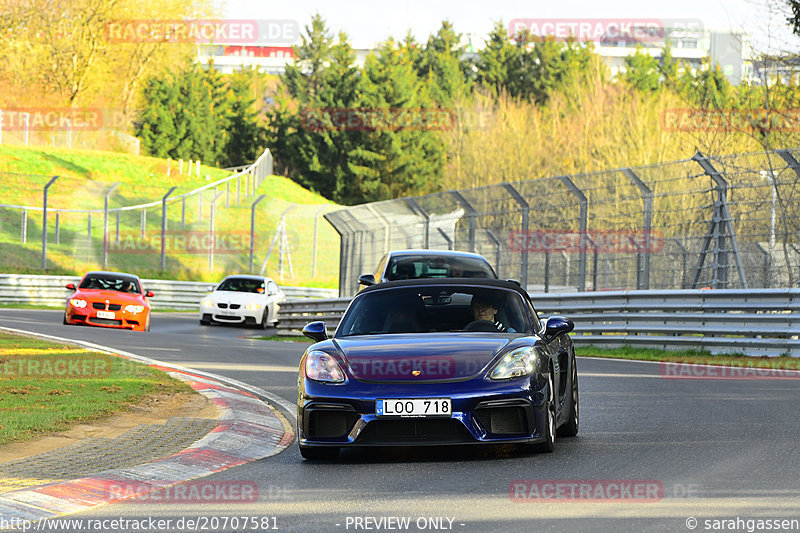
[201,299,213,308]
[305,350,345,383]
[245,303,261,311]
[489,347,538,380]
[125,305,144,314]
[69,298,87,308]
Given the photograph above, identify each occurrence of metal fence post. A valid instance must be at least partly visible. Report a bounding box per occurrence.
[405,198,429,249]
[21,209,27,244]
[41,176,59,270]
[249,195,266,272]
[558,176,588,292]
[115,211,120,244]
[140,207,146,238]
[621,168,653,290]
[691,152,748,289]
[55,212,60,245]
[103,182,120,269]
[181,197,186,229]
[209,191,223,273]
[450,191,476,252]
[87,213,92,247]
[311,205,327,278]
[502,183,530,288]
[160,187,177,271]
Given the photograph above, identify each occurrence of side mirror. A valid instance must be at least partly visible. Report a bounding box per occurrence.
[358,274,376,286]
[544,316,574,338]
[65,283,76,290]
[145,290,155,298]
[302,321,328,343]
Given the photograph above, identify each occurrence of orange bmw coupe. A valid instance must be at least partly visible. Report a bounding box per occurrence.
[64,271,153,332]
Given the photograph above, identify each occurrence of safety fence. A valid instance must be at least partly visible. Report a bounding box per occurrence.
[0,274,337,310]
[0,147,341,287]
[325,148,800,297]
[275,288,800,357]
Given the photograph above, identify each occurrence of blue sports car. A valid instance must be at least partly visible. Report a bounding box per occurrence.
[296,278,578,460]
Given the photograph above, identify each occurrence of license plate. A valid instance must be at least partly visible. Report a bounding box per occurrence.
[376,398,451,418]
[96,310,115,319]
[219,310,235,316]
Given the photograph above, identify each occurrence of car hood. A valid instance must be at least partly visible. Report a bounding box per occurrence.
[72,289,147,304]
[332,334,512,381]
[207,291,265,304]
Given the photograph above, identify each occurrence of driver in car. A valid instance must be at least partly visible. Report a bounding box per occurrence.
[469,295,509,332]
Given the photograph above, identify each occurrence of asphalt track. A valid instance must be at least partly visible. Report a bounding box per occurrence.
[2,309,800,532]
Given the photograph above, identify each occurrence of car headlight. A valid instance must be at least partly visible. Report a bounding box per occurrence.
[125,305,144,314]
[489,347,538,380]
[201,299,213,308]
[305,350,345,383]
[69,298,87,308]
[245,303,261,311]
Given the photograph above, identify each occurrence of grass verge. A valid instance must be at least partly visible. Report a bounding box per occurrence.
[576,345,798,367]
[0,331,190,445]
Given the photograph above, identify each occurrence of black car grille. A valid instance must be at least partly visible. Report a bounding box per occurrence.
[304,403,359,439]
[356,419,473,445]
[218,303,228,308]
[474,399,534,436]
[91,303,121,310]
[229,304,241,309]
[89,318,123,326]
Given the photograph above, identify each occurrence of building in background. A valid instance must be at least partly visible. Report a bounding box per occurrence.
[197,25,757,86]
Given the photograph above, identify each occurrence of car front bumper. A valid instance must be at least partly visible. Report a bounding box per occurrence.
[297,376,549,448]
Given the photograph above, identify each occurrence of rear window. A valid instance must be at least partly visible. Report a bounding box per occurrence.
[385,256,496,281]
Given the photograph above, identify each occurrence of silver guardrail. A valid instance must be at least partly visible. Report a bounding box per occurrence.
[276,288,800,357]
[0,274,337,310]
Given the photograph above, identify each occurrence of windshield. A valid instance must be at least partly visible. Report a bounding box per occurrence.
[216,278,266,293]
[79,274,140,293]
[336,286,531,337]
[385,256,496,281]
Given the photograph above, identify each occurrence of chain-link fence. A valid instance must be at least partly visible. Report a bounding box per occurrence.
[0,148,341,287]
[326,148,800,297]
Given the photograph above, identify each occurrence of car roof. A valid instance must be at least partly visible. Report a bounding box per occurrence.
[357,277,528,297]
[386,249,490,260]
[83,271,140,280]
[219,275,274,282]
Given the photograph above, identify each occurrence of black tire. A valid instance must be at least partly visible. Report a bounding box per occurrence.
[557,354,579,438]
[200,316,211,326]
[299,446,340,460]
[519,372,557,454]
[63,314,69,325]
[145,314,151,332]
[260,307,270,329]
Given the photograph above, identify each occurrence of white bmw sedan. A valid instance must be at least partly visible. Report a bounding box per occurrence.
[199,275,285,328]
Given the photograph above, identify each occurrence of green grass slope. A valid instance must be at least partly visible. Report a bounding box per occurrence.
[0,145,341,287]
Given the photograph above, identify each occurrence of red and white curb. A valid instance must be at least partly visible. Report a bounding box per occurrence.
[0,327,295,525]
